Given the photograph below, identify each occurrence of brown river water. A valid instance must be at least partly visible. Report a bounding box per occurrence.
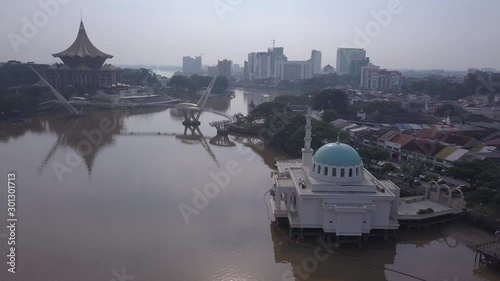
[0,89,499,281]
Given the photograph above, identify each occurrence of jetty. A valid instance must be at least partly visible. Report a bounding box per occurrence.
[475,240,500,269]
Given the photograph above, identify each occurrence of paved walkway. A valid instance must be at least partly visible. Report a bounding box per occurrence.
[398,199,452,216]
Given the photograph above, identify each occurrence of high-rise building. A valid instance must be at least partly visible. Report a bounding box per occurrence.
[336,48,366,75]
[243,61,249,80]
[275,61,313,81]
[273,50,321,81]
[233,63,241,73]
[182,56,202,75]
[217,59,232,79]
[248,48,321,82]
[207,66,218,77]
[311,50,322,75]
[248,52,272,80]
[361,68,402,90]
[268,47,287,76]
[360,65,380,88]
[232,63,242,80]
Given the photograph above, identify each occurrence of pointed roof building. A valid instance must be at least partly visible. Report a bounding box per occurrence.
[52,20,113,69]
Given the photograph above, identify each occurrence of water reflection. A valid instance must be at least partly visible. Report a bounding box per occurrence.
[176,125,220,167]
[209,134,236,147]
[205,95,231,112]
[1,90,500,281]
[41,112,124,175]
[169,107,186,120]
[269,224,397,281]
[269,223,495,281]
[1,108,167,177]
[0,118,46,142]
[232,135,290,169]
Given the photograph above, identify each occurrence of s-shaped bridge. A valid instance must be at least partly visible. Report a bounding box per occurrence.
[175,76,235,134]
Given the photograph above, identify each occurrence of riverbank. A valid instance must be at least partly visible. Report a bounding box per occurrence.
[228,123,264,135]
[440,221,496,248]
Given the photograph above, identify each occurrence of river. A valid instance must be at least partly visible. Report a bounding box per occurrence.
[0,89,499,281]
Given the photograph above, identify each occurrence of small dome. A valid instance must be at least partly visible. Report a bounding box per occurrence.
[313,142,362,167]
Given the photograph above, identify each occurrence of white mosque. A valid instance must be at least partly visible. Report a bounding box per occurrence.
[270,107,401,237]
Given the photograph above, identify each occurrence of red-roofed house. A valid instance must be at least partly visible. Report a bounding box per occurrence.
[414,128,438,139]
[401,139,447,163]
[433,132,479,148]
[414,128,480,148]
[385,133,414,161]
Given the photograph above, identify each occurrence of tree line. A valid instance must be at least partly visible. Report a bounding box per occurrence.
[168,75,229,94]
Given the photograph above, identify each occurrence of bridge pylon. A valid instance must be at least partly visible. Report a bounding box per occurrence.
[182,110,201,126]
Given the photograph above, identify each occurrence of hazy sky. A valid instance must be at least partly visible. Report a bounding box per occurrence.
[1,0,499,70]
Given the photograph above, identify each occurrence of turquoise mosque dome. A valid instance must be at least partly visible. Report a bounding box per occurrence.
[312,142,362,167]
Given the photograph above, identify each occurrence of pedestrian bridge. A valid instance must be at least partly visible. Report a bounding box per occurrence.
[206,108,235,134]
[174,77,235,134]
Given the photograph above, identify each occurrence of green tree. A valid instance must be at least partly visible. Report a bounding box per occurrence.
[408,77,467,99]
[360,101,406,115]
[189,75,228,94]
[321,109,338,122]
[169,75,195,90]
[283,119,339,156]
[247,102,288,124]
[233,113,245,124]
[213,76,229,94]
[0,62,49,89]
[382,163,397,174]
[273,95,309,105]
[244,101,342,157]
[313,89,348,115]
[447,159,492,187]
[358,147,389,168]
[401,160,427,188]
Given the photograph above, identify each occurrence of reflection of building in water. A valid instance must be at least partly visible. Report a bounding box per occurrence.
[37,108,167,175]
[269,224,396,281]
[38,111,126,175]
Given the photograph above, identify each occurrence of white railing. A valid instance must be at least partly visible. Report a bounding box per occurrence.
[396,208,461,220]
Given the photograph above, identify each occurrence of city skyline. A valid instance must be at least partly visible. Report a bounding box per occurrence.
[1,0,500,70]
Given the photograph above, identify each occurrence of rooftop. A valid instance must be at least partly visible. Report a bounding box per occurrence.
[388,133,414,146]
[414,128,438,139]
[313,142,362,167]
[402,139,447,156]
[53,20,113,60]
[290,166,395,197]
